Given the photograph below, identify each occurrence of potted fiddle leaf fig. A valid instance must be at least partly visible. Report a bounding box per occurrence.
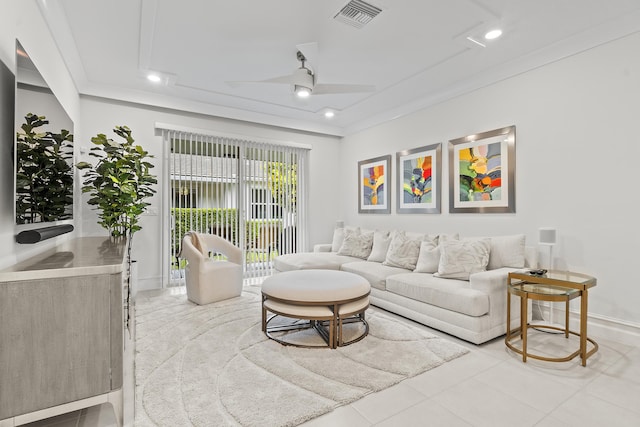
[76,126,157,330]
[76,125,157,241]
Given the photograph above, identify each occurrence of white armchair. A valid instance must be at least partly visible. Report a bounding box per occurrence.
[180,232,243,304]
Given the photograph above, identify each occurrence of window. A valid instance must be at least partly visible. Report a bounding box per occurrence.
[173,185,196,209]
[250,188,282,219]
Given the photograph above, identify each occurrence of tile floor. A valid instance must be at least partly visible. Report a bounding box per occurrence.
[20,284,640,427]
[303,315,640,427]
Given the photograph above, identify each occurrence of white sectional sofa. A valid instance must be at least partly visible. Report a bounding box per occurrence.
[273,226,537,344]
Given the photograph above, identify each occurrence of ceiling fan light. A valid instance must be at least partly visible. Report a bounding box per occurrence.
[295,85,311,98]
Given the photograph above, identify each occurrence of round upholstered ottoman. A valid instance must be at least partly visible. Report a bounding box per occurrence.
[261,269,370,348]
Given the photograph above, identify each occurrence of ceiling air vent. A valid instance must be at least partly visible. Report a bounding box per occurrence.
[334,0,382,29]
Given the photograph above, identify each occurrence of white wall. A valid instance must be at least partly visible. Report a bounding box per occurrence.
[77,97,341,290]
[0,1,80,269]
[339,32,640,326]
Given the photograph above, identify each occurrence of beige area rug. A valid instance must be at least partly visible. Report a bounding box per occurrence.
[134,285,469,427]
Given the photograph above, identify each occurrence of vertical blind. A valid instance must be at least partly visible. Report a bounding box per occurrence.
[161,127,309,284]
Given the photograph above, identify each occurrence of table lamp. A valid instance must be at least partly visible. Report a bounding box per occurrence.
[538,227,557,269]
[538,227,558,326]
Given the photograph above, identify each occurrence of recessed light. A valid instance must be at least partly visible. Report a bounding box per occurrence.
[324,110,335,119]
[484,29,503,40]
[147,74,161,83]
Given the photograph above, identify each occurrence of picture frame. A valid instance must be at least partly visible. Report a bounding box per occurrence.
[448,125,515,213]
[358,154,391,214]
[396,143,441,214]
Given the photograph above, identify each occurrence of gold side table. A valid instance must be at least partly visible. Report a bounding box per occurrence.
[506,270,598,367]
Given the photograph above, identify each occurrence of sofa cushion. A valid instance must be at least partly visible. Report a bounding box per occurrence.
[367,230,393,262]
[340,261,409,291]
[438,233,459,242]
[273,252,361,272]
[413,239,440,273]
[337,227,374,259]
[435,238,491,280]
[383,231,423,270]
[386,273,489,317]
[405,231,430,241]
[313,243,333,253]
[488,234,526,269]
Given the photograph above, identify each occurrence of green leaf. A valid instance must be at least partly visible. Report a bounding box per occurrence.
[76,161,92,169]
[77,125,156,238]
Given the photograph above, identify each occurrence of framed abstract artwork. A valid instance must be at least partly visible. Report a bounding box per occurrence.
[396,143,441,214]
[358,155,391,214]
[448,125,516,213]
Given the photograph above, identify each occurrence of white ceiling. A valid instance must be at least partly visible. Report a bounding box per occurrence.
[37,0,640,136]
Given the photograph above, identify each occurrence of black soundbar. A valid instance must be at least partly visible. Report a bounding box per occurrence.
[16,224,74,244]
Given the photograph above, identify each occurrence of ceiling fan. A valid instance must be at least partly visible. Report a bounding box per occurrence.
[228,44,375,98]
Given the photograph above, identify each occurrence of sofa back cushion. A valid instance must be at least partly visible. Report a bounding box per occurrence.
[434,238,491,280]
[487,234,526,269]
[382,231,424,270]
[412,233,459,273]
[337,227,374,259]
[367,230,393,262]
[331,227,345,252]
[413,239,440,273]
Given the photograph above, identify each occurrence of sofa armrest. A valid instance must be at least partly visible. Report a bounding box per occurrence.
[314,243,333,253]
[469,268,514,294]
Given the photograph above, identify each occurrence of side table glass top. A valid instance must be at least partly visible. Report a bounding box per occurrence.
[509,270,597,291]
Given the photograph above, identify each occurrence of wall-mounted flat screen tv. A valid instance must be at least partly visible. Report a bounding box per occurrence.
[1,54,16,224]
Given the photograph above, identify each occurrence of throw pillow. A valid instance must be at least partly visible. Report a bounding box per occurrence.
[331,227,345,252]
[337,228,374,259]
[438,233,459,243]
[435,238,491,280]
[487,234,526,270]
[413,239,440,273]
[367,230,393,262]
[383,231,423,270]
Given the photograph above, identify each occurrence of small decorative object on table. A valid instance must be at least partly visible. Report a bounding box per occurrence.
[527,269,547,276]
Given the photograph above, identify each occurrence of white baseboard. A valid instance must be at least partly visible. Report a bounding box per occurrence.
[536,302,640,347]
[576,312,640,347]
[134,276,163,295]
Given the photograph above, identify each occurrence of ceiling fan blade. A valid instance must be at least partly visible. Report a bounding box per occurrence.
[227,74,294,88]
[313,83,375,95]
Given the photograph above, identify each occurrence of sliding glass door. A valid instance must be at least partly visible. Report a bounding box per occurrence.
[160,128,309,286]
